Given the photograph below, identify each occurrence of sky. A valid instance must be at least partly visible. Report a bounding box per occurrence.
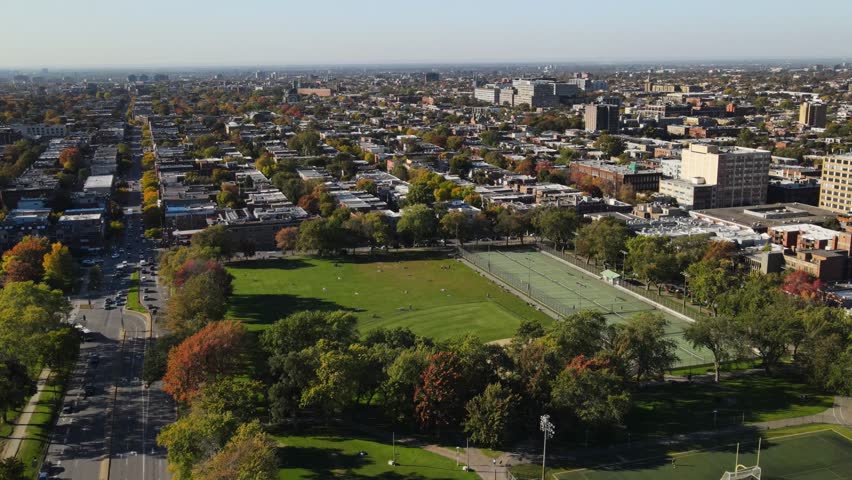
[2,0,851,68]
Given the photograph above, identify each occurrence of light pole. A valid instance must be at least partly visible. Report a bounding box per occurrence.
[540,414,555,480]
[713,409,718,430]
[493,458,497,480]
[456,446,459,467]
[619,250,628,275]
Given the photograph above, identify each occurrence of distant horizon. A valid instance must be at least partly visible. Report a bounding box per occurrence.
[2,56,851,73]
[3,0,851,70]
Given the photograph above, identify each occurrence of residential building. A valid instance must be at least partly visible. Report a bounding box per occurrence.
[818,155,852,213]
[512,79,579,108]
[658,177,715,210]
[799,102,827,128]
[584,104,619,133]
[9,123,67,139]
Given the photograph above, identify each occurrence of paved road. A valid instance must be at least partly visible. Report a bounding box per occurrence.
[43,126,174,480]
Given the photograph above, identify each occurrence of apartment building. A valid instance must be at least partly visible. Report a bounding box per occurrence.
[799,102,827,128]
[584,104,620,133]
[818,155,852,213]
[676,144,771,209]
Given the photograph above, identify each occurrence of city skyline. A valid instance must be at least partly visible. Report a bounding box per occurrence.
[3,0,852,68]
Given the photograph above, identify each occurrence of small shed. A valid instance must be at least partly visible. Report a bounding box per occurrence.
[601,269,621,286]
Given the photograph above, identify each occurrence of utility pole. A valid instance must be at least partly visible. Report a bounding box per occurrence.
[540,415,555,480]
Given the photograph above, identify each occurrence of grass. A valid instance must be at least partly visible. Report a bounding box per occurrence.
[511,425,852,480]
[625,373,834,438]
[668,359,762,377]
[127,271,146,313]
[227,254,552,342]
[16,371,68,478]
[276,433,477,479]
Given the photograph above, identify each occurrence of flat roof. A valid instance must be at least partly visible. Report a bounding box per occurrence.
[83,175,114,189]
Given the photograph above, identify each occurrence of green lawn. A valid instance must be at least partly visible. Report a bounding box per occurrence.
[512,425,852,480]
[276,434,477,479]
[227,254,552,341]
[127,271,146,313]
[625,374,834,438]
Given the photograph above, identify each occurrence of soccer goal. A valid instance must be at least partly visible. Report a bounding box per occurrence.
[720,466,761,480]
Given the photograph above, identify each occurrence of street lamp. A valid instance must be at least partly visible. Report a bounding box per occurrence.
[540,415,555,480]
[714,409,718,429]
[619,250,628,275]
[456,446,459,467]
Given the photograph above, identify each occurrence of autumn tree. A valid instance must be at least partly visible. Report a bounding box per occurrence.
[613,312,677,381]
[42,242,74,291]
[59,147,82,171]
[781,270,823,302]
[157,409,239,480]
[1,236,50,283]
[414,351,464,431]
[191,225,238,259]
[275,227,299,252]
[166,269,232,333]
[191,421,278,480]
[162,321,246,403]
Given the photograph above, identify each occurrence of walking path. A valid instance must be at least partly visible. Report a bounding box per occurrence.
[423,444,510,480]
[1,368,52,459]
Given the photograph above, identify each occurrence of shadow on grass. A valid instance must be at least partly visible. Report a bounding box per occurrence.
[278,445,463,480]
[229,293,352,327]
[229,257,314,270]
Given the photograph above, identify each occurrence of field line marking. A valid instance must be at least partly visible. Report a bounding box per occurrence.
[766,428,832,441]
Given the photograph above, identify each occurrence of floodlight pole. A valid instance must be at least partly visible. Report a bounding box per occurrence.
[756,438,761,467]
[540,415,555,480]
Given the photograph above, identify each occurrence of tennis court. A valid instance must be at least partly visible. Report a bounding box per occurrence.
[465,248,710,367]
[552,430,852,480]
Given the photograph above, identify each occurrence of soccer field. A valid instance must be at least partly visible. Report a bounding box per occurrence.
[227,254,553,341]
[552,430,852,480]
[464,248,710,367]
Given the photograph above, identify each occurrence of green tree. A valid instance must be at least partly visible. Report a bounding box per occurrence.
[439,211,469,245]
[0,358,35,423]
[548,310,613,360]
[534,208,578,251]
[550,356,630,429]
[300,343,368,415]
[614,312,677,381]
[0,457,26,480]
[593,133,626,158]
[463,383,518,449]
[684,315,741,382]
[193,377,266,423]
[288,130,321,156]
[625,235,679,291]
[575,217,631,267]
[165,271,231,334]
[397,204,437,246]
[191,225,238,259]
[685,258,739,315]
[88,264,103,291]
[157,409,239,480]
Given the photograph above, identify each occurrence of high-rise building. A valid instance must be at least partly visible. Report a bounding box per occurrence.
[584,104,620,133]
[512,79,579,108]
[799,102,827,128]
[660,144,771,209]
[818,155,852,213]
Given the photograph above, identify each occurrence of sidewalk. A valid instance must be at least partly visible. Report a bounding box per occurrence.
[1,368,52,459]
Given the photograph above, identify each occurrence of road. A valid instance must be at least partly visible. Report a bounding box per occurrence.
[43,126,174,480]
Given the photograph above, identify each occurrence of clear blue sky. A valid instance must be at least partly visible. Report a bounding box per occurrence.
[2,0,850,68]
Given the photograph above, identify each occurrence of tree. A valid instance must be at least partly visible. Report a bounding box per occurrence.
[300,343,368,415]
[1,236,50,283]
[685,258,738,315]
[192,421,278,480]
[288,130,321,156]
[684,315,741,382]
[42,242,74,291]
[574,217,631,267]
[397,204,437,246]
[162,321,246,403]
[0,457,26,480]
[480,130,501,147]
[440,211,469,245]
[142,334,186,384]
[88,264,103,291]
[295,218,344,255]
[143,205,163,228]
[193,377,265,423]
[275,227,299,252]
[535,208,578,251]
[548,310,613,360]
[157,409,239,480]
[382,347,431,425]
[463,383,518,449]
[354,178,378,195]
[782,270,823,302]
[191,225,238,259]
[0,282,70,371]
[59,147,82,171]
[593,134,626,158]
[550,355,630,430]
[363,211,393,251]
[625,235,679,291]
[261,310,358,357]
[614,312,677,381]
[0,358,35,423]
[414,351,464,431]
[166,270,232,333]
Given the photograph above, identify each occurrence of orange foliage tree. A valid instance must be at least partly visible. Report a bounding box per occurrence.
[162,320,246,403]
[1,236,50,283]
